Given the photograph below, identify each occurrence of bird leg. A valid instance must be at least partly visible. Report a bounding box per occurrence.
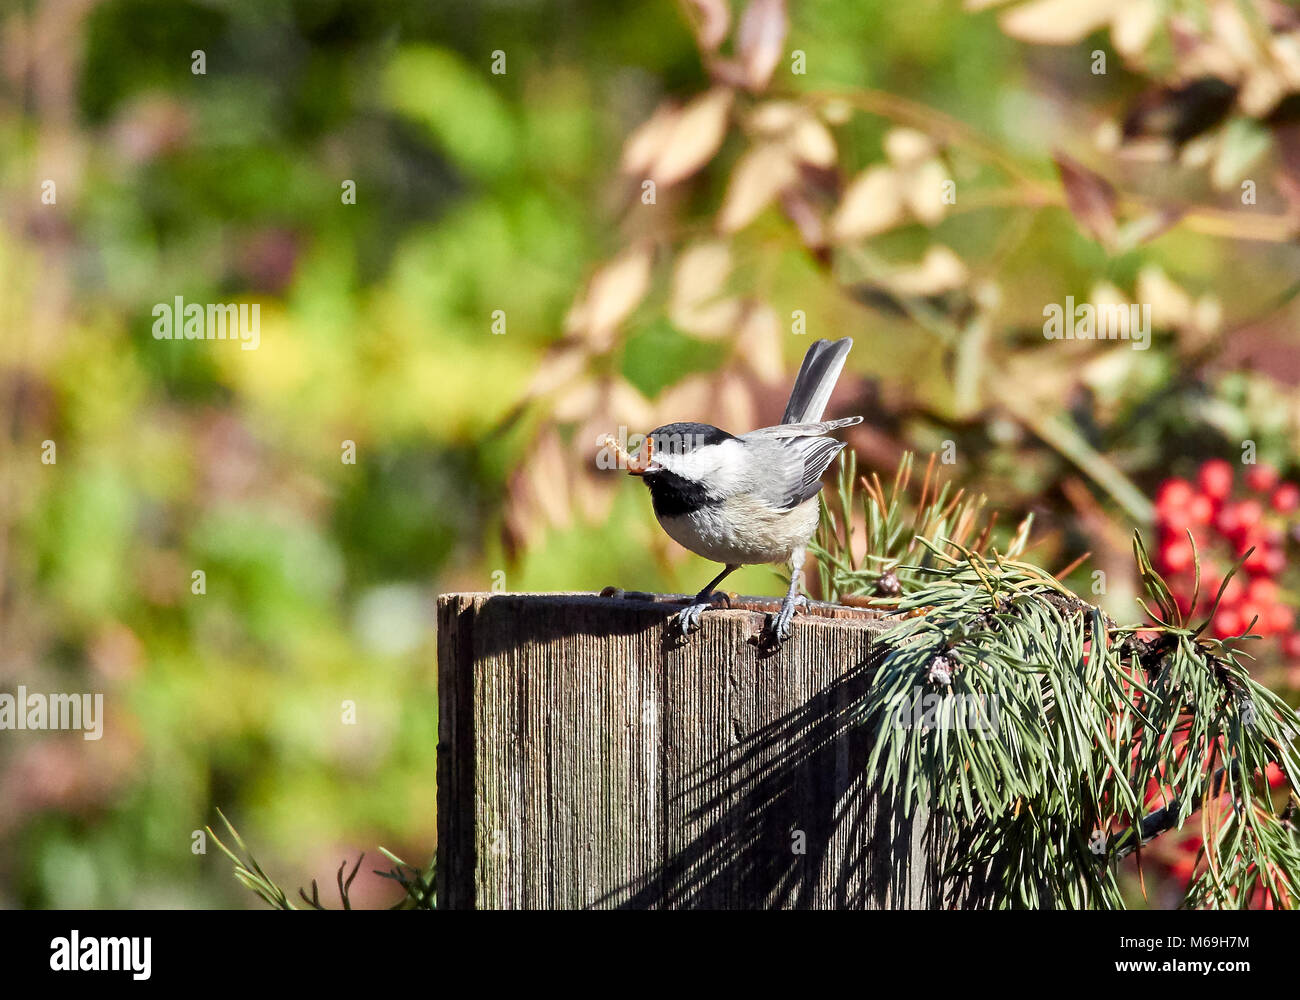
[673,564,739,635]
[767,552,809,643]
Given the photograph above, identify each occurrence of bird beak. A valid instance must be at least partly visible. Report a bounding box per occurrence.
[628,435,655,476]
[603,434,657,475]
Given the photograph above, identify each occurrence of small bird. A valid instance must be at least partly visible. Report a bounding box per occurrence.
[606,338,862,642]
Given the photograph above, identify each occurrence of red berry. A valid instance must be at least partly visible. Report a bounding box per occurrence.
[1264,548,1287,577]
[1161,508,1192,534]
[1240,604,1268,635]
[1285,633,1300,660]
[1273,483,1300,514]
[1268,603,1294,634]
[1213,608,1242,639]
[1243,545,1271,574]
[1215,503,1243,539]
[1217,575,1244,607]
[1187,494,1213,526]
[1161,538,1194,574]
[1156,478,1195,514]
[1198,459,1234,502]
[1236,499,1263,531]
[1246,464,1279,492]
[1247,578,1278,603]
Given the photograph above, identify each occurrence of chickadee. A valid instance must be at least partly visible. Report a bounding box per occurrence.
[606,338,862,642]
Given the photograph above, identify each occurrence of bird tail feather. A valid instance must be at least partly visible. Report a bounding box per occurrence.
[781,338,854,425]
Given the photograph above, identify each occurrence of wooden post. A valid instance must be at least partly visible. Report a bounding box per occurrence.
[437,591,953,909]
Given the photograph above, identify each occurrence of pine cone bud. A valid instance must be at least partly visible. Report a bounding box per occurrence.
[925,654,954,686]
[874,570,901,597]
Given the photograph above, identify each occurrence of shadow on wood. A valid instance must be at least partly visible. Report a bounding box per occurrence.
[437,591,956,909]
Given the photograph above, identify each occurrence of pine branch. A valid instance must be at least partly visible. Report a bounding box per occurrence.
[1107,765,1232,861]
[209,811,436,910]
[813,451,1300,909]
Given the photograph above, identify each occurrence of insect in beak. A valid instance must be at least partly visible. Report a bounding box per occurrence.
[602,434,658,475]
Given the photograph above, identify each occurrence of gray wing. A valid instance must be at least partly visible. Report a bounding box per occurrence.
[740,431,852,510]
[753,416,862,438]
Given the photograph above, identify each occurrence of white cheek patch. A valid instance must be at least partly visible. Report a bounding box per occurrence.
[658,439,748,494]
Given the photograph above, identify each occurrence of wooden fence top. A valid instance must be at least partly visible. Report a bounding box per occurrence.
[435,590,956,909]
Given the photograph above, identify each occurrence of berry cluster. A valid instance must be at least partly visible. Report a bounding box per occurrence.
[1154,459,1300,673]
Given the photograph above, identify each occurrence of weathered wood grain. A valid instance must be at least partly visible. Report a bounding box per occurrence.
[436,591,954,909]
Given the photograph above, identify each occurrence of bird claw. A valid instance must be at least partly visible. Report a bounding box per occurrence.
[765,594,808,644]
[672,591,730,635]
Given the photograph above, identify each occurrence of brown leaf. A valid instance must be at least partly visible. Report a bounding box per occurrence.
[671,241,732,307]
[885,246,969,297]
[788,116,837,167]
[748,100,802,134]
[1273,122,1300,216]
[1110,0,1160,58]
[718,144,797,232]
[655,374,714,423]
[736,0,787,91]
[670,241,743,338]
[736,303,784,385]
[621,102,681,176]
[684,0,731,51]
[529,428,573,529]
[503,470,538,562]
[1134,266,1192,330]
[999,0,1125,45]
[901,158,950,226]
[750,101,836,166]
[829,165,904,242]
[584,244,654,349]
[780,188,826,249]
[552,378,599,422]
[525,343,588,398]
[607,378,657,429]
[651,87,734,186]
[1053,151,1119,247]
[883,127,936,167]
[1114,206,1185,250]
[573,462,617,522]
[717,371,758,431]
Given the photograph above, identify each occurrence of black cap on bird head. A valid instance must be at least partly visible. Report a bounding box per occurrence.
[633,422,735,476]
